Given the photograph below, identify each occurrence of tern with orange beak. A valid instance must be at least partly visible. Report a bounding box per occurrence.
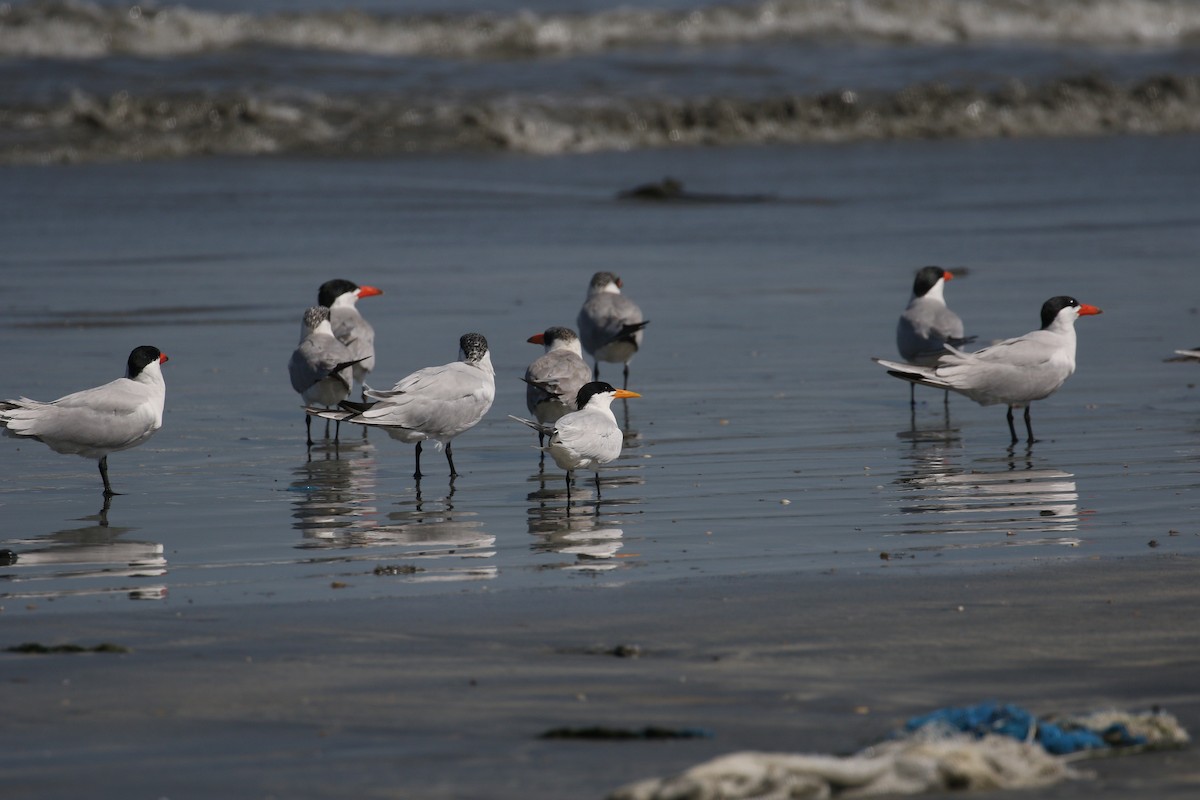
[874,296,1102,444]
[318,278,383,398]
[1,346,169,495]
[510,381,640,497]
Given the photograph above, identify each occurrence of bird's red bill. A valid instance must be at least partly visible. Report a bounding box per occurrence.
[527,333,546,345]
[159,353,170,364]
[1079,304,1102,316]
[357,286,383,298]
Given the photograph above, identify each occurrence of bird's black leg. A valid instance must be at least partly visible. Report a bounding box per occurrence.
[334,419,341,444]
[361,387,369,438]
[323,417,330,439]
[909,382,916,408]
[414,441,423,480]
[594,471,602,498]
[622,363,630,390]
[445,442,457,477]
[98,456,118,497]
[1024,406,1037,443]
[305,415,313,448]
[592,361,600,381]
[565,471,572,502]
[943,388,949,408]
[1006,406,1019,445]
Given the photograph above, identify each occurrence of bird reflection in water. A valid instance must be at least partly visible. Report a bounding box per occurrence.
[290,445,495,582]
[291,440,381,546]
[379,482,497,582]
[0,495,167,601]
[525,444,645,571]
[892,428,1080,548]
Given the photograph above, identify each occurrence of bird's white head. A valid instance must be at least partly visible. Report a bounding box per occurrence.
[587,271,623,296]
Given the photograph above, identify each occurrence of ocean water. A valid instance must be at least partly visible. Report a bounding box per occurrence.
[1,0,1200,611]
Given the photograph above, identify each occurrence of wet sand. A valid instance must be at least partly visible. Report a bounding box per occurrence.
[2,554,1197,799]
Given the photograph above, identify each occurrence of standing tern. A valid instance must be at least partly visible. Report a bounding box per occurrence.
[896,266,975,406]
[522,326,592,449]
[288,306,364,447]
[318,278,383,398]
[1,346,168,496]
[577,271,648,388]
[306,333,495,479]
[874,296,1101,444]
[510,381,641,498]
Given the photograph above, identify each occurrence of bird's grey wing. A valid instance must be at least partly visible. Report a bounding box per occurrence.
[1,380,156,449]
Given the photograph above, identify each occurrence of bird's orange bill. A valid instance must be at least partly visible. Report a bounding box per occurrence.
[614,389,641,399]
[1079,304,1102,316]
[358,285,384,298]
[159,353,170,364]
[527,333,546,344]
[942,270,954,281]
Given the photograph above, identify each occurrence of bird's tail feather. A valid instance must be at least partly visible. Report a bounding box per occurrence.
[508,414,552,435]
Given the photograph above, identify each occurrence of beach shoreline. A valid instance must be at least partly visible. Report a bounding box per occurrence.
[2,554,1196,799]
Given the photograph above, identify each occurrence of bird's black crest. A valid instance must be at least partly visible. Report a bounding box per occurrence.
[318,279,359,307]
[576,381,617,408]
[542,326,577,346]
[912,266,946,297]
[126,346,163,378]
[1040,296,1080,329]
[302,306,331,328]
[459,333,489,363]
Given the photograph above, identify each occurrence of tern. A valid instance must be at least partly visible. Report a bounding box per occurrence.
[577,271,648,388]
[1,346,168,496]
[288,306,364,447]
[874,296,1101,444]
[306,333,495,479]
[318,278,383,398]
[522,326,592,449]
[896,266,975,406]
[510,381,641,498]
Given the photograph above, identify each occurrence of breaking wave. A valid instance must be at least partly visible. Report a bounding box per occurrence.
[3,74,1198,164]
[3,0,1200,60]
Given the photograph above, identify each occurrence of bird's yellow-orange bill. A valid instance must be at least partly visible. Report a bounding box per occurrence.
[614,389,641,399]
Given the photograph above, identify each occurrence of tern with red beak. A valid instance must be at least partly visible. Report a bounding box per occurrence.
[318,278,383,398]
[1,346,168,495]
[874,296,1101,444]
[522,326,591,449]
[577,271,648,388]
[896,266,975,405]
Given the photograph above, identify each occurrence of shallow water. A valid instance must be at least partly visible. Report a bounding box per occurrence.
[2,133,1200,611]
